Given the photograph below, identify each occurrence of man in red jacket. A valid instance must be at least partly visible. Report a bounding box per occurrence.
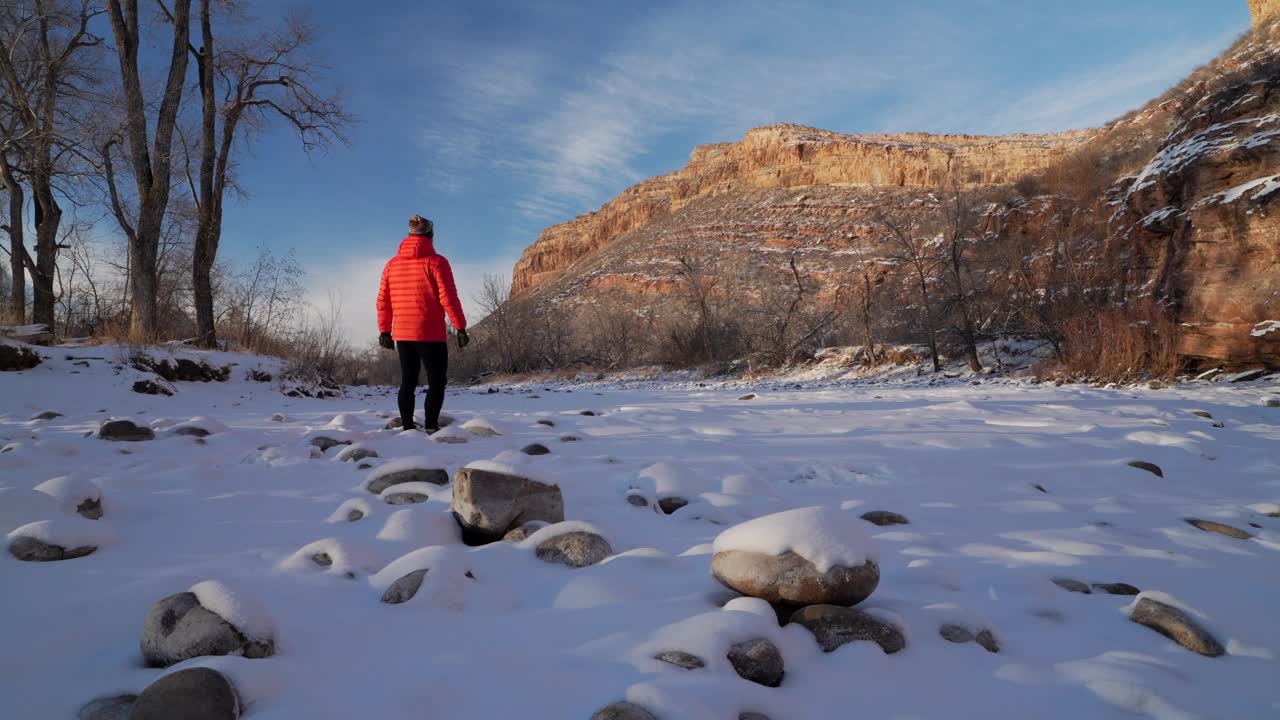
[376,214,469,432]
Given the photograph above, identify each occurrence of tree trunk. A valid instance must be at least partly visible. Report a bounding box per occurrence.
[30,187,59,328]
[192,0,218,347]
[1,158,24,323]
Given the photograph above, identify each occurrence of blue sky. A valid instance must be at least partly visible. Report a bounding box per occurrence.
[215,1,1251,343]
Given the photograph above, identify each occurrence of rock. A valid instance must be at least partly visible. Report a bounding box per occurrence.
[1262,395,1280,407]
[537,419,555,427]
[739,714,771,720]
[78,694,136,720]
[591,702,657,720]
[384,491,429,505]
[939,623,974,643]
[860,510,909,526]
[975,629,1000,653]
[560,434,580,442]
[450,467,564,544]
[130,668,239,720]
[141,591,273,668]
[521,443,551,456]
[535,531,612,567]
[270,413,287,422]
[381,568,428,604]
[1226,368,1267,383]
[311,552,333,567]
[8,535,96,561]
[1129,597,1224,657]
[462,418,503,437]
[97,419,155,442]
[1092,582,1141,596]
[1189,410,1214,419]
[580,410,597,416]
[501,521,548,542]
[654,650,705,670]
[132,380,173,396]
[0,341,41,371]
[76,497,103,520]
[366,467,449,494]
[337,445,378,462]
[789,605,905,654]
[385,417,404,430]
[1184,517,1252,539]
[346,509,364,522]
[738,393,757,400]
[657,496,688,515]
[31,410,62,421]
[712,550,879,608]
[1051,577,1092,594]
[1127,460,1163,478]
[309,436,350,452]
[726,638,784,687]
[626,492,648,507]
[1034,484,1048,493]
[173,426,210,438]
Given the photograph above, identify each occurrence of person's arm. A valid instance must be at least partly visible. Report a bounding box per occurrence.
[432,256,467,332]
[376,262,393,335]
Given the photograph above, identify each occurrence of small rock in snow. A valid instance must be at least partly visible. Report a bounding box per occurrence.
[654,650,705,670]
[535,530,613,568]
[309,436,349,452]
[1184,517,1252,539]
[1092,582,1141,596]
[657,496,689,515]
[559,434,581,442]
[365,466,449,494]
[579,410,597,416]
[975,629,1000,653]
[939,623,974,643]
[1225,368,1267,383]
[78,693,137,720]
[626,492,649,508]
[1051,577,1092,594]
[1261,395,1280,408]
[311,552,333,567]
[451,467,564,544]
[790,604,905,654]
[591,702,657,720]
[132,380,173,396]
[501,521,548,542]
[347,509,364,522]
[738,393,757,400]
[384,491,429,505]
[141,591,273,667]
[1126,460,1163,478]
[33,476,103,520]
[1189,410,1214,419]
[270,413,287,422]
[130,668,239,720]
[520,443,551,456]
[1129,597,1224,657]
[30,410,62,421]
[337,445,378,462]
[536,419,556,427]
[381,568,428,604]
[96,419,154,442]
[8,535,96,562]
[727,638,784,687]
[860,510,909,526]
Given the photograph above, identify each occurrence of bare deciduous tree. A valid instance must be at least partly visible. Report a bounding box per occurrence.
[878,211,942,372]
[939,189,984,372]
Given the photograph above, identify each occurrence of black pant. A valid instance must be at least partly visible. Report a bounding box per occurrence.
[397,341,448,430]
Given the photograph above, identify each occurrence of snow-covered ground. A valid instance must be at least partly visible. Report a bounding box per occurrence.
[2,345,1279,719]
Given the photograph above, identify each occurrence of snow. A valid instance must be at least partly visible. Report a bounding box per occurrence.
[5,516,118,551]
[31,475,101,512]
[1251,320,1280,338]
[189,580,275,642]
[711,506,880,571]
[517,520,608,549]
[2,341,1280,718]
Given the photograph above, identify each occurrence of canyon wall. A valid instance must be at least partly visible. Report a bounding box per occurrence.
[1251,0,1280,27]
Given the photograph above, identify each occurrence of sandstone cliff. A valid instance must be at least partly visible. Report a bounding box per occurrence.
[1251,0,1280,27]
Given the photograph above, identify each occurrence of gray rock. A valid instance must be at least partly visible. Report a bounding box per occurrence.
[626,493,648,507]
[1263,396,1280,408]
[141,592,273,668]
[382,569,427,604]
[1092,582,1141,596]
[560,434,580,442]
[385,417,404,430]
[727,638,784,687]
[789,604,905,654]
[132,380,173,396]
[739,714,771,720]
[0,342,42,371]
[1127,460,1163,478]
[1129,597,1224,657]
[654,650,705,670]
[591,702,657,720]
[367,468,449,494]
[939,623,974,643]
[309,436,350,452]
[337,446,378,462]
[311,552,332,567]
[174,426,211,438]
[451,467,564,544]
[1184,517,1252,539]
[130,668,239,720]
[580,410,598,416]
[384,492,429,505]
[1189,410,1214,419]
[78,694,136,720]
[860,510,909,526]
[520,443,551,456]
[97,419,155,442]
[1227,368,1267,383]
[270,413,287,422]
[712,550,879,608]
[1052,577,1092,594]
[32,410,63,421]
[738,394,757,400]
[657,496,688,515]
[975,629,1000,653]
[501,521,548,542]
[536,419,555,427]
[77,497,104,520]
[535,531,612,568]
[346,509,364,522]
[8,535,96,562]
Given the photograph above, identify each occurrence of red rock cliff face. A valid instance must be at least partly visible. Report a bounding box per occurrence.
[511,126,1092,294]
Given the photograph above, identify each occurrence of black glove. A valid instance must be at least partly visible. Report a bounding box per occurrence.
[456,329,470,349]
[378,333,395,350]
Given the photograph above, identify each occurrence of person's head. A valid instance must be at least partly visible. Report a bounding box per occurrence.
[409,214,433,238]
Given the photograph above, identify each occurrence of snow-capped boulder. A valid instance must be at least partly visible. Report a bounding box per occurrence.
[0,339,41,371]
[637,461,714,511]
[1262,395,1280,407]
[381,481,440,505]
[278,538,386,578]
[461,418,504,437]
[726,637,784,687]
[141,581,275,667]
[1128,595,1224,657]
[789,604,905,654]
[32,475,103,519]
[526,522,613,568]
[376,509,461,546]
[336,444,378,462]
[78,694,136,720]
[711,507,880,607]
[450,464,564,544]
[6,517,116,562]
[130,667,239,720]
[308,435,350,452]
[364,459,449,494]
[591,702,657,720]
[371,546,474,608]
[168,417,228,438]
[326,498,375,524]
[431,424,470,444]
[97,418,154,442]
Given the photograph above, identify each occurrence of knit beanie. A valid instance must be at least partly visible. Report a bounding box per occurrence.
[409,214,433,236]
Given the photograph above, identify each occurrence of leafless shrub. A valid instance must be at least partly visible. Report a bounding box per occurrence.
[1042,302,1184,382]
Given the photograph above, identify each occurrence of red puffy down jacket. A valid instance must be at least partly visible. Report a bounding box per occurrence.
[376,235,467,342]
